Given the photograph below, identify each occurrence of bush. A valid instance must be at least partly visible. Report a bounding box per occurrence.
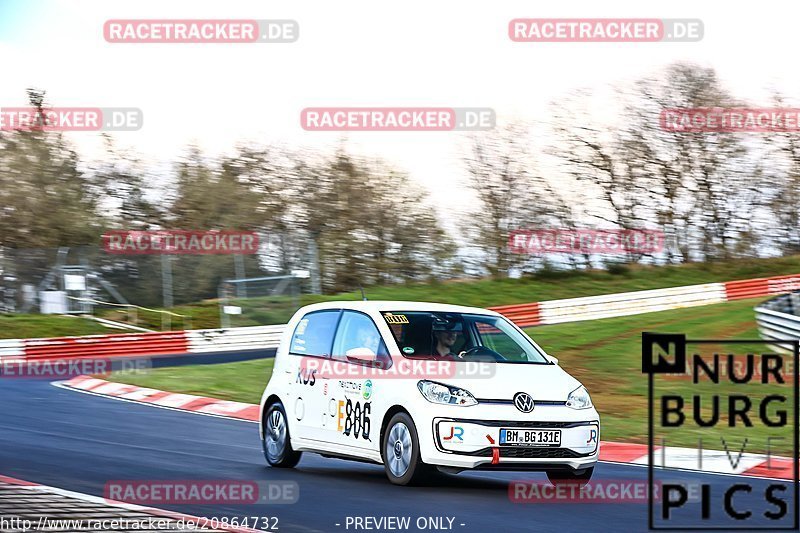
[606,262,631,276]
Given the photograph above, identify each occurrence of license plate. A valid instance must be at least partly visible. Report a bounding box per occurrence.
[499,428,561,447]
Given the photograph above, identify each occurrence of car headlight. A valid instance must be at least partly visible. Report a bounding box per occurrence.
[417,380,477,406]
[566,385,593,410]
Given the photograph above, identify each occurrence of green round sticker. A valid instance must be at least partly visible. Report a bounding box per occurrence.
[402,346,415,355]
[363,379,373,400]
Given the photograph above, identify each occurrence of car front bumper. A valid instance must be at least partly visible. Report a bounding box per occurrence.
[414,403,600,471]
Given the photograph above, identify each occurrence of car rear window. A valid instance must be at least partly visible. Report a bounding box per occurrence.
[289,310,340,357]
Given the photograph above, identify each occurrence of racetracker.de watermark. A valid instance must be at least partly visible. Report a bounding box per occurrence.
[104,480,298,505]
[0,358,151,379]
[301,356,496,380]
[510,480,675,503]
[0,107,142,131]
[509,229,665,254]
[300,107,495,131]
[102,230,260,255]
[104,19,298,43]
[661,108,800,132]
[509,18,703,42]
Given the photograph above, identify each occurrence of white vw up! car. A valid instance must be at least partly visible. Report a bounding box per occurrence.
[259,301,600,485]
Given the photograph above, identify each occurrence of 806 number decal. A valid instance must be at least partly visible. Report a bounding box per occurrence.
[337,399,371,440]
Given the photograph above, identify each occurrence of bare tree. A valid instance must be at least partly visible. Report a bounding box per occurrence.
[763,93,800,255]
[551,63,767,264]
[463,122,571,277]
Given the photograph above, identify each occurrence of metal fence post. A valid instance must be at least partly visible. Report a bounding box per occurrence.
[161,254,173,330]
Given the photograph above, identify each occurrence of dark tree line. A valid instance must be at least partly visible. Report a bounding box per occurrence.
[0,93,454,301]
[2,63,800,305]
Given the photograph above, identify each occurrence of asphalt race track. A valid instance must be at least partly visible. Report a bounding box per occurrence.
[0,378,795,533]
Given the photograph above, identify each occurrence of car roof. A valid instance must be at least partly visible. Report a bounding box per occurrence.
[292,300,502,317]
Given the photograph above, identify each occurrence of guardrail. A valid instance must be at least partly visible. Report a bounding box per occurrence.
[1,326,283,362]
[536,283,726,325]
[488,302,541,328]
[0,339,24,359]
[755,293,800,354]
[725,274,800,301]
[186,325,285,353]
[23,331,191,361]
[490,272,800,327]
[3,271,799,361]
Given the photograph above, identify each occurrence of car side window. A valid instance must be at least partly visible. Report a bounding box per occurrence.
[289,310,340,357]
[474,317,528,362]
[332,311,389,366]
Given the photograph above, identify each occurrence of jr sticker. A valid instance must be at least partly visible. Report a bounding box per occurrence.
[442,425,464,442]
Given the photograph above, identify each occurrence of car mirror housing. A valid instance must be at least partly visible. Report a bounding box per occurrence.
[345,348,378,364]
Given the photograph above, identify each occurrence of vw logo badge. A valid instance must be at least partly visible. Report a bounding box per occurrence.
[513,392,535,413]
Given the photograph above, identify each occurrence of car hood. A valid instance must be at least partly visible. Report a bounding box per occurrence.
[432,362,582,402]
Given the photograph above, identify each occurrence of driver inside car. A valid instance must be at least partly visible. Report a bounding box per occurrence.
[431,320,464,358]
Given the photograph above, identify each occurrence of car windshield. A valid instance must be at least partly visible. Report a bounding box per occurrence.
[381,311,550,364]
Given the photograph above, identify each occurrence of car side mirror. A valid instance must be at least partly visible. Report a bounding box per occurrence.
[547,355,559,365]
[345,347,377,364]
[346,352,376,363]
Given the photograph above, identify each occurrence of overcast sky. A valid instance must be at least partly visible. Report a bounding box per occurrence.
[0,0,797,226]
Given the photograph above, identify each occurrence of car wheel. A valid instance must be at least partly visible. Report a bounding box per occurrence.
[382,412,431,486]
[262,403,301,468]
[547,466,594,487]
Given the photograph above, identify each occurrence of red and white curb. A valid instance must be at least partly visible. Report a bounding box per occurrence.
[597,441,794,481]
[0,474,262,533]
[58,375,259,421]
[60,376,794,481]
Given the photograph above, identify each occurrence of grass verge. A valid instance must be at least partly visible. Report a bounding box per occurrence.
[0,315,112,340]
[103,255,800,329]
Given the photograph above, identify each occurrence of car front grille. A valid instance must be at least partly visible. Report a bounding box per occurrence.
[448,420,588,429]
[500,447,585,459]
[476,399,567,407]
[498,421,579,429]
[466,447,588,458]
